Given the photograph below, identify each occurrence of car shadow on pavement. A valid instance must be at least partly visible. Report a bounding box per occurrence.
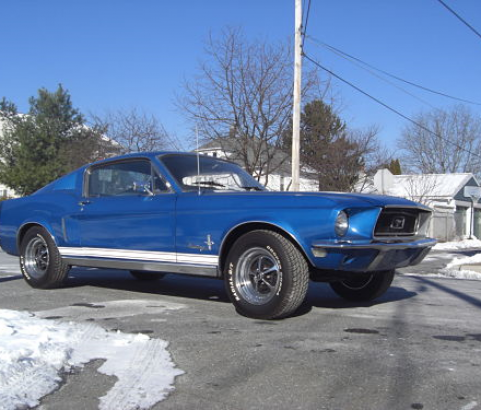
[0,275,22,284]
[66,268,232,304]
[292,283,418,317]
[65,268,417,317]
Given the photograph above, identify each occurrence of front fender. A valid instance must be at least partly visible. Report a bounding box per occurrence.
[218,219,316,269]
[215,205,344,269]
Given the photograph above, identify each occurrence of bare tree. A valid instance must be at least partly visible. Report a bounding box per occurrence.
[398,105,481,177]
[362,131,394,175]
[177,27,324,180]
[347,126,390,193]
[401,174,439,206]
[93,108,182,154]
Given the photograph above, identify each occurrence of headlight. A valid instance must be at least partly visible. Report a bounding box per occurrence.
[335,211,349,237]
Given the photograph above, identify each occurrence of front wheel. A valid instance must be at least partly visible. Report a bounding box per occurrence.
[329,270,395,302]
[20,226,70,289]
[224,230,309,319]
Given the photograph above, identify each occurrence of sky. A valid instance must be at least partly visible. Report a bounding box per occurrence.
[1,0,480,151]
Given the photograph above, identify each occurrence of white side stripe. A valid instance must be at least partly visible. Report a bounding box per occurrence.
[58,247,218,266]
[177,254,219,265]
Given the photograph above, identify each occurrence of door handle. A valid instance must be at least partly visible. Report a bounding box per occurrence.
[78,200,91,206]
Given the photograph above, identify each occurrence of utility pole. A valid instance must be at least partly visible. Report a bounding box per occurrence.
[291,0,302,191]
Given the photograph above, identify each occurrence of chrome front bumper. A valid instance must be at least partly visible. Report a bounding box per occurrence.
[311,237,437,272]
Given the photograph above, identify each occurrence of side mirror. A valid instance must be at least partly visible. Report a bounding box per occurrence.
[131,181,154,196]
[141,183,154,196]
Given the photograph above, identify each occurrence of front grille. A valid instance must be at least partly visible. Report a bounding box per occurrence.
[375,208,421,237]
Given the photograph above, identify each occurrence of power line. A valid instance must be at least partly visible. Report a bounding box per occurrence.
[306,37,436,108]
[303,52,481,161]
[306,35,481,106]
[436,0,481,41]
[301,0,312,48]
[303,0,312,39]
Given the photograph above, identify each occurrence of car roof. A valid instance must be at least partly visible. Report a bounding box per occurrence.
[88,151,183,166]
[87,151,239,168]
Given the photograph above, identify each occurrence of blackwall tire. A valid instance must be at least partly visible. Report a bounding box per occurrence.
[129,271,166,281]
[224,230,309,319]
[20,226,70,289]
[330,269,395,302]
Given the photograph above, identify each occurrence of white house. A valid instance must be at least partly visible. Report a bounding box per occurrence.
[0,116,18,198]
[195,139,318,191]
[358,170,481,241]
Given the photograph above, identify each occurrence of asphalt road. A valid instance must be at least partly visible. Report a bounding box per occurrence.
[0,250,480,410]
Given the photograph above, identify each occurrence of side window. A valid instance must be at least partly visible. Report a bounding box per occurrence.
[87,161,168,197]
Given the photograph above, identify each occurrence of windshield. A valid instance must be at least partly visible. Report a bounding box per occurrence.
[160,154,265,192]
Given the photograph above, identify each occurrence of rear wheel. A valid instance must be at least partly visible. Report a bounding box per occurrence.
[329,270,395,302]
[224,230,309,319]
[129,271,166,281]
[20,226,69,289]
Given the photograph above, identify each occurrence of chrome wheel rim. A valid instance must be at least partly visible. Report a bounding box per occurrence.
[235,247,281,305]
[24,236,49,279]
[341,274,373,290]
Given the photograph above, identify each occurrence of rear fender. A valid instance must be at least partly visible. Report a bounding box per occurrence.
[17,220,59,252]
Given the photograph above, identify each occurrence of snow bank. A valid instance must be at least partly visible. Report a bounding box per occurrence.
[433,238,481,251]
[0,309,183,410]
[437,269,481,281]
[434,253,481,281]
[403,270,481,281]
[407,253,481,281]
[446,253,481,269]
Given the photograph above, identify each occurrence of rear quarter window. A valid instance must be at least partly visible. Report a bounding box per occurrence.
[53,172,78,191]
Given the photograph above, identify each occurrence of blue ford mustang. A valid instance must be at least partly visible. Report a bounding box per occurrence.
[0,152,435,319]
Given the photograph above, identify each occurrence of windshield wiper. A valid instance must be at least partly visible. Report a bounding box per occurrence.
[241,186,263,191]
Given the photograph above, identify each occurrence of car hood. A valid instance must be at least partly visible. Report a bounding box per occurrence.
[285,191,427,208]
[183,190,430,211]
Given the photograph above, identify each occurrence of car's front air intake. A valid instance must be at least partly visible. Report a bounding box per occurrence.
[374,208,431,237]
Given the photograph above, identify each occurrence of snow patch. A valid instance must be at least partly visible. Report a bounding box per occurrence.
[0,309,183,410]
[36,299,184,321]
[460,401,478,410]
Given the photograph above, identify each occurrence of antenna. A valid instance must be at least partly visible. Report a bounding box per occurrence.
[196,124,201,196]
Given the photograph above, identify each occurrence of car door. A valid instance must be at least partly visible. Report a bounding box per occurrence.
[76,159,176,260]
